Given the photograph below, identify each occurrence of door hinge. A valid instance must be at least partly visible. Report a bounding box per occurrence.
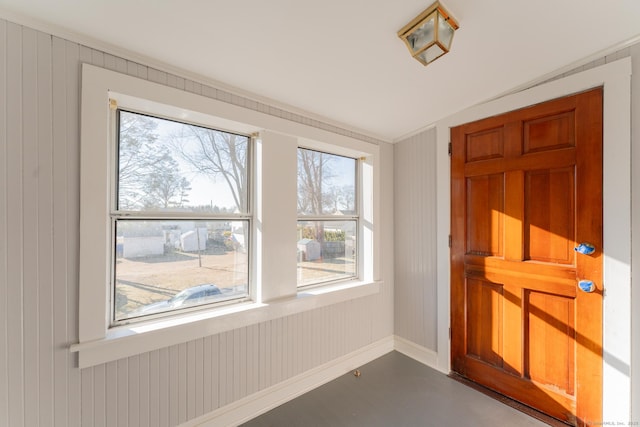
[449,327,452,340]
[448,234,452,248]
[448,142,452,156]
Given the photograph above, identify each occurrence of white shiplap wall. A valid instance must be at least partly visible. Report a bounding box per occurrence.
[392,128,438,351]
[0,20,393,427]
[2,23,84,427]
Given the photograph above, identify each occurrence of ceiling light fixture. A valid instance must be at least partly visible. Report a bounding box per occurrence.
[398,1,459,66]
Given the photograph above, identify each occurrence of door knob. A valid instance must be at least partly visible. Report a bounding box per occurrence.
[578,280,596,293]
[574,242,595,255]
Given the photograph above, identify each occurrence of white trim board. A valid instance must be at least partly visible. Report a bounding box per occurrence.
[181,336,395,427]
[435,58,632,422]
[394,336,439,370]
[181,337,437,427]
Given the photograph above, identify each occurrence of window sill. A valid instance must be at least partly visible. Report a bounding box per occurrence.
[70,280,381,368]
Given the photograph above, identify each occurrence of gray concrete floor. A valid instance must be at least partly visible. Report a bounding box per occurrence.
[242,351,553,427]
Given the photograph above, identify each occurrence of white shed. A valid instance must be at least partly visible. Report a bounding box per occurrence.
[297,238,321,261]
[180,228,207,252]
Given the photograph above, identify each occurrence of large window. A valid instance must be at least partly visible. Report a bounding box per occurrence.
[297,148,358,286]
[112,110,251,324]
[77,65,380,367]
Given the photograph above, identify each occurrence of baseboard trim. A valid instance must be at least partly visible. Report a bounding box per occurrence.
[182,336,395,427]
[393,335,439,370]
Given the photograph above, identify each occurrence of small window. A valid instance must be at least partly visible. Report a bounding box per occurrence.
[296,148,358,287]
[112,110,251,324]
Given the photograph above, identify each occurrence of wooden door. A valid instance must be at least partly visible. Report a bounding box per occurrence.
[450,88,603,426]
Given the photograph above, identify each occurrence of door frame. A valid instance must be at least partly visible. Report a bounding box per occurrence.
[434,58,631,422]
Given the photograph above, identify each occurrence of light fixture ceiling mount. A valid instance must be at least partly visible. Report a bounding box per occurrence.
[398,1,459,66]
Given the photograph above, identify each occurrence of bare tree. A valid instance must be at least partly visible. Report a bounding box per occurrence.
[297,149,334,215]
[118,112,159,209]
[171,126,248,212]
[142,151,192,209]
[338,185,355,212]
[118,111,191,210]
[297,149,340,251]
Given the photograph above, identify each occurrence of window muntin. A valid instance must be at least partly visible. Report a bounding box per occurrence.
[296,148,358,287]
[112,110,250,324]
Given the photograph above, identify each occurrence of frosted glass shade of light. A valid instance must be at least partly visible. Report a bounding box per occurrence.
[398,1,459,66]
[417,44,445,64]
[438,15,455,50]
[407,15,435,53]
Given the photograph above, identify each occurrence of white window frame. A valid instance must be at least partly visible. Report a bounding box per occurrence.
[109,107,254,326]
[296,147,360,287]
[73,64,381,368]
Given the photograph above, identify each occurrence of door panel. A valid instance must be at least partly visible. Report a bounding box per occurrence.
[524,168,575,263]
[466,279,504,368]
[451,88,603,426]
[466,127,505,161]
[525,290,575,394]
[466,174,504,256]
[523,111,575,153]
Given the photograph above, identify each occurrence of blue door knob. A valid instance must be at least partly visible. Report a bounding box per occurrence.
[578,280,596,293]
[574,243,595,255]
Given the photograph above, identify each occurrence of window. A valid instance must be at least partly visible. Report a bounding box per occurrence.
[297,148,358,286]
[112,110,251,324]
[76,64,380,367]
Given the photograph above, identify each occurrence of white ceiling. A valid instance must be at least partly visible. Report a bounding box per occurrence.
[1,1,640,141]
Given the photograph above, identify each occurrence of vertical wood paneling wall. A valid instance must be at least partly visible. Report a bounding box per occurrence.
[0,19,393,426]
[393,128,438,351]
